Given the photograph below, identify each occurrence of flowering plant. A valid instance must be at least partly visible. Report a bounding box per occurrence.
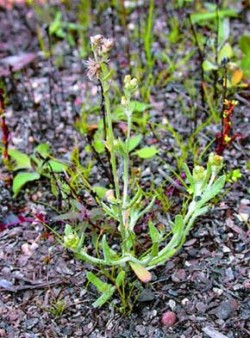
[62,36,226,310]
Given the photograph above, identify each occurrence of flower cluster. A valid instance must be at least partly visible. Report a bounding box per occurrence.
[215,99,241,155]
[86,35,114,81]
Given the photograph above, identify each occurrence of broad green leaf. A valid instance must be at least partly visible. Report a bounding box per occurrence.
[128,134,143,152]
[115,270,125,287]
[130,101,151,113]
[13,172,40,197]
[86,272,110,293]
[92,186,107,199]
[35,143,50,157]
[93,140,105,154]
[92,286,115,308]
[129,262,152,283]
[202,60,218,71]
[218,43,233,64]
[8,149,32,170]
[241,56,250,74]
[135,147,158,159]
[47,160,67,172]
[239,35,250,56]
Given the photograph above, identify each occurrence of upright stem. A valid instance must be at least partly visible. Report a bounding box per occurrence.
[99,63,120,201]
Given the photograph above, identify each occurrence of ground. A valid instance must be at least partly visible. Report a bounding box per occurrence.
[0,1,249,338]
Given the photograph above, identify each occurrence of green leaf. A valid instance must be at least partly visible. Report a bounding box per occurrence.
[115,270,125,287]
[239,35,250,56]
[128,134,143,152]
[202,60,218,71]
[241,56,250,74]
[190,9,237,24]
[148,221,161,242]
[64,224,73,236]
[101,235,118,262]
[218,43,233,64]
[218,18,230,46]
[200,175,226,205]
[183,163,194,188]
[86,272,116,307]
[192,206,209,219]
[135,147,158,159]
[86,272,110,293]
[174,214,184,230]
[13,172,40,197]
[92,287,115,308]
[8,149,32,170]
[93,140,105,154]
[92,186,107,199]
[35,143,51,158]
[47,160,67,172]
[129,101,151,113]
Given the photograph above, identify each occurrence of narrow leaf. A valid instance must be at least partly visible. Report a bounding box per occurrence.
[200,175,226,205]
[148,221,160,242]
[92,287,115,308]
[115,270,125,287]
[86,272,109,293]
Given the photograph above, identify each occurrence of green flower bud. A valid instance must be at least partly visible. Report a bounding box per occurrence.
[64,233,80,250]
[193,165,206,182]
[121,96,127,106]
[124,75,131,85]
[208,153,223,167]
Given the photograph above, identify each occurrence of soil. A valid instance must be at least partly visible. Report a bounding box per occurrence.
[0,1,249,338]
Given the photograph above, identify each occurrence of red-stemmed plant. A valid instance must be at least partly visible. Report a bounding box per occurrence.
[215,99,241,155]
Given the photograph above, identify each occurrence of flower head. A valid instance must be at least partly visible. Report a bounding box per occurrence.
[85,58,101,80]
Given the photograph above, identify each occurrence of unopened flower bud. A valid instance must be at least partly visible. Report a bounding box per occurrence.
[64,233,80,250]
[102,38,114,54]
[193,165,206,182]
[90,35,104,48]
[121,96,127,106]
[208,153,223,167]
[124,76,138,92]
[124,75,131,84]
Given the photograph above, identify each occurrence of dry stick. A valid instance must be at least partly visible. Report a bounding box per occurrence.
[188,14,206,109]
[98,80,115,189]
[86,133,113,183]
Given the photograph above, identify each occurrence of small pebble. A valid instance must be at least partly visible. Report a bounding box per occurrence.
[243,280,250,289]
[161,311,177,327]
